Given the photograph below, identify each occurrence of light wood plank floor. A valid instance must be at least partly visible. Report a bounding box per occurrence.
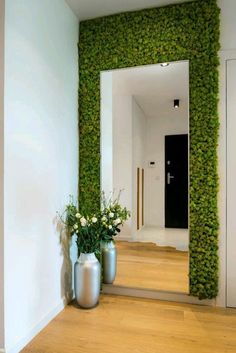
[22,295,236,353]
[115,241,189,293]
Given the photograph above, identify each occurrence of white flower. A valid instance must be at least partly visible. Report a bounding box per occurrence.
[109,212,114,218]
[75,213,81,218]
[102,216,107,222]
[108,225,112,230]
[113,218,121,226]
[73,224,78,230]
[80,217,87,227]
[92,217,97,223]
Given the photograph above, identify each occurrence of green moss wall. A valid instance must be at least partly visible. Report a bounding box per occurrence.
[79,0,220,299]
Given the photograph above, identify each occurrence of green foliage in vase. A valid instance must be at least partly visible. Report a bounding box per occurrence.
[100,192,131,243]
[78,0,220,299]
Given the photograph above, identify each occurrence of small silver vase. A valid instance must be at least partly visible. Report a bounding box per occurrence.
[101,241,117,284]
[74,253,101,309]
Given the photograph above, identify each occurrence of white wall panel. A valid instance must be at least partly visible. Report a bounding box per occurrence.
[4,0,78,350]
[226,59,236,308]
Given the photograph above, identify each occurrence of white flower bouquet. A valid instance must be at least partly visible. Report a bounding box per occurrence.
[100,191,131,243]
[64,198,100,254]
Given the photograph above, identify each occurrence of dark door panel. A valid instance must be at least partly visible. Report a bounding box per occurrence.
[165,134,188,228]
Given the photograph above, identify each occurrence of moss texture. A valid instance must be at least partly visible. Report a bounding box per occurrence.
[79,0,220,299]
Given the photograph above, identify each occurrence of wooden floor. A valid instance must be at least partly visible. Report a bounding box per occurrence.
[22,294,236,353]
[115,241,189,293]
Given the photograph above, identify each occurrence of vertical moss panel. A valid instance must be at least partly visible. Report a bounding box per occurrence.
[79,0,220,299]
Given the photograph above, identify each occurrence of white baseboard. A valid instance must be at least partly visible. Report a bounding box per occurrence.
[5,295,70,353]
[102,284,215,306]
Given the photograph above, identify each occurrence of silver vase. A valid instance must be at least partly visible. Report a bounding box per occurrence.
[101,241,117,284]
[74,253,101,309]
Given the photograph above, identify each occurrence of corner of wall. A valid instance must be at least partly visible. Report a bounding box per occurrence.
[0,0,4,349]
[5,298,66,353]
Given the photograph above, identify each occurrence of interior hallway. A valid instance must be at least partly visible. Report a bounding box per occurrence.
[21,295,236,353]
[115,241,189,293]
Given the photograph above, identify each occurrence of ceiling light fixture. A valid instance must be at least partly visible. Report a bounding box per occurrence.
[174,99,180,108]
[161,62,169,67]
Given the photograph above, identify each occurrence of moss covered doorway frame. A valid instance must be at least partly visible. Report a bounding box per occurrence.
[78,0,220,299]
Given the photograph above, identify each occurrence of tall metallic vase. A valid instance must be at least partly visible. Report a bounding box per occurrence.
[101,241,117,284]
[74,253,101,309]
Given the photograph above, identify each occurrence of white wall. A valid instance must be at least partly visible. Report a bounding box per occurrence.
[132,99,146,235]
[217,0,236,307]
[112,95,147,238]
[0,0,4,350]
[226,59,236,307]
[101,72,113,197]
[145,110,188,227]
[113,94,133,237]
[4,0,78,351]
[218,0,236,51]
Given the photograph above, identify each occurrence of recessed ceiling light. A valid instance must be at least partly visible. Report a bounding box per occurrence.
[174,99,180,108]
[161,62,169,67]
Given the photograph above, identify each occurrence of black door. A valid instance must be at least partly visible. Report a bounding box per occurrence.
[165,134,188,228]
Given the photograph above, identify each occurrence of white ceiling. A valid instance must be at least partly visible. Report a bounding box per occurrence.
[66,0,192,21]
[111,61,189,119]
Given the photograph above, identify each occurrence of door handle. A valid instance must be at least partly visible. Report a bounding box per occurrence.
[167,172,174,185]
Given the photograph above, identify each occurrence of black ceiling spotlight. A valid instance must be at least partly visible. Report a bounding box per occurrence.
[161,62,169,67]
[174,99,180,109]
